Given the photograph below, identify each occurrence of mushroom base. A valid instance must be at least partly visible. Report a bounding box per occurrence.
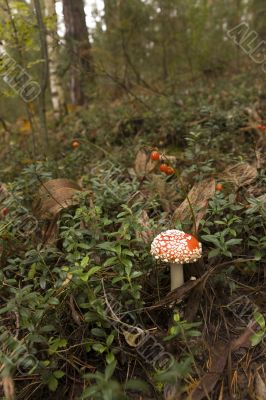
[170,263,184,290]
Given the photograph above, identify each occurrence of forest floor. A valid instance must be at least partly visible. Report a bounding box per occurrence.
[0,74,266,399]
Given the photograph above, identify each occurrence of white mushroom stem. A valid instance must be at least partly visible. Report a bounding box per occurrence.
[170,263,184,290]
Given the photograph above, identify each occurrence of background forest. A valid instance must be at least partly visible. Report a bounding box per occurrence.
[0,1,266,399]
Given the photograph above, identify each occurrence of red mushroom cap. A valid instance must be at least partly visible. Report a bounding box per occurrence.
[151,229,202,264]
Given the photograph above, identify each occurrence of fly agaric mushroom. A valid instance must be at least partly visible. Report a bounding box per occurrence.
[151,229,202,290]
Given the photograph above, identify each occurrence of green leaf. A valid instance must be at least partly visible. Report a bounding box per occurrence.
[249,235,258,242]
[112,276,124,284]
[254,312,265,329]
[48,375,58,392]
[48,338,67,354]
[53,370,65,379]
[77,243,91,250]
[154,360,189,383]
[201,235,220,247]
[251,330,265,346]
[113,245,122,255]
[48,297,59,305]
[105,360,117,380]
[106,334,114,347]
[92,343,106,353]
[173,313,180,322]
[188,330,201,337]
[169,326,178,335]
[254,251,262,261]
[40,276,46,289]
[208,248,220,258]
[122,249,134,257]
[104,257,118,267]
[106,352,115,364]
[80,266,101,282]
[131,271,142,279]
[41,360,50,367]
[40,325,56,333]
[0,306,10,315]
[122,258,132,269]
[28,263,36,279]
[223,250,232,257]
[81,386,99,397]
[226,238,242,246]
[91,328,106,338]
[124,379,149,392]
[81,255,90,268]
[87,266,102,279]
[97,242,115,252]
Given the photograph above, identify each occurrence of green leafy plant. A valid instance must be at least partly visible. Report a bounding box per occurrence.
[251,312,266,347]
[164,313,201,342]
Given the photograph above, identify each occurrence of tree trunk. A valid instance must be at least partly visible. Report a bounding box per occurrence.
[45,0,65,118]
[33,0,49,152]
[104,0,121,34]
[62,0,94,105]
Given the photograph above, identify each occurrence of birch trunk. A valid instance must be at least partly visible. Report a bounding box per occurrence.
[45,0,65,118]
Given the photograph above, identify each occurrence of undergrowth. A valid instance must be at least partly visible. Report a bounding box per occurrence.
[0,79,266,399]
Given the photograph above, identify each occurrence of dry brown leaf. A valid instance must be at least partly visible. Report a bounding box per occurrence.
[164,382,181,400]
[189,342,229,400]
[123,328,144,347]
[55,272,73,296]
[37,178,81,196]
[69,294,82,326]
[2,375,15,400]
[184,283,204,322]
[218,381,224,400]
[136,210,153,244]
[255,371,266,400]
[173,178,215,231]
[255,148,263,170]
[42,216,59,245]
[134,150,157,177]
[33,179,82,219]
[243,107,262,122]
[189,321,258,400]
[231,321,258,351]
[19,119,31,135]
[0,183,9,205]
[221,163,257,188]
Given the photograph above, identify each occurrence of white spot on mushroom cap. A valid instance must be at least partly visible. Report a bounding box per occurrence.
[150,229,202,264]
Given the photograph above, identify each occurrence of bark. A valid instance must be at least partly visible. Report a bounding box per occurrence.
[62,0,94,105]
[45,0,65,118]
[33,0,49,151]
[104,0,120,33]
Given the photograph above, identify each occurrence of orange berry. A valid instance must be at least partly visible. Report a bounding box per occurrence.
[2,207,9,216]
[160,164,169,173]
[216,183,223,191]
[151,151,160,161]
[165,166,175,175]
[257,125,266,131]
[71,140,80,149]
